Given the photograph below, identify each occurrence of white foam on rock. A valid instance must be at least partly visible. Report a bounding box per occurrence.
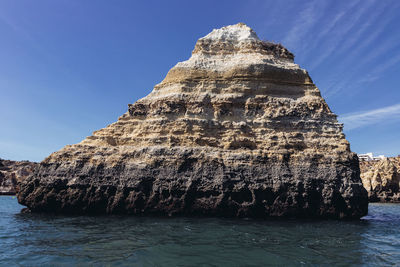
[199,23,260,42]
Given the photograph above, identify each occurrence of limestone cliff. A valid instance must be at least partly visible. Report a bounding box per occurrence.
[18,23,368,218]
[360,156,400,202]
[0,159,37,195]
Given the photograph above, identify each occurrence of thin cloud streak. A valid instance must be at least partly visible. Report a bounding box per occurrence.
[339,103,400,130]
[302,0,361,60]
[325,50,400,98]
[309,0,377,70]
[321,5,399,99]
[334,1,389,55]
[360,53,400,82]
[339,2,397,57]
[283,0,321,50]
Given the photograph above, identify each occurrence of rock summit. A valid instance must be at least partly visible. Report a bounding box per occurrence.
[18,23,368,218]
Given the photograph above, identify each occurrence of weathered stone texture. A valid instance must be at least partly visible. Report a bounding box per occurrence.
[0,159,37,195]
[18,23,368,218]
[360,156,400,202]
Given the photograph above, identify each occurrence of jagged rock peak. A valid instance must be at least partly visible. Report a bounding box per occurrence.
[199,23,260,42]
[159,23,300,87]
[192,23,294,60]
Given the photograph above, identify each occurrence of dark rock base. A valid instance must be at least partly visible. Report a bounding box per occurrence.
[17,151,368,219]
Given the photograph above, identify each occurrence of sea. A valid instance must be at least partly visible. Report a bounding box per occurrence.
[0,196,399,266]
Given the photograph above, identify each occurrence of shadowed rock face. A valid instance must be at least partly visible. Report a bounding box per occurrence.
[0,159,37,195]
[18,23,368,219]
[360,156,400,202]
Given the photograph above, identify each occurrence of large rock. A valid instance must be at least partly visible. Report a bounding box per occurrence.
[360,156,400,202]
[0,159,37,195]
[18,23,368,218]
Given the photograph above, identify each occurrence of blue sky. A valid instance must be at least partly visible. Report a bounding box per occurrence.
[0,0,399,162]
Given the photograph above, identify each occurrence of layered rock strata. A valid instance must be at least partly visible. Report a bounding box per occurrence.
[360,156,400,202]
[0,159,37,195]
[18,23,368,218]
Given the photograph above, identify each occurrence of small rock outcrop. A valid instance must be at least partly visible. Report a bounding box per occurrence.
[18,23,368,219]
[360,156,400,202]
[0,159,37,195]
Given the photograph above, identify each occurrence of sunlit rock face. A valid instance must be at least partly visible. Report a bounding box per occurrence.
[360,157,400,202]
[18,23,368,219]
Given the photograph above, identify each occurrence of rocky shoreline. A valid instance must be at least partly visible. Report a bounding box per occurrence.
[17,23,368,219]
[360,156,400,202]
[0,159,37,195]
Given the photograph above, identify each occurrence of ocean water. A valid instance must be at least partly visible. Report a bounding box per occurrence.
[0,196,399,266]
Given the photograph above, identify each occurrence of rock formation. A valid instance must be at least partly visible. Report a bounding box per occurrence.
[18,23,368,218]
[0,159,37,195]
[360,156,400,202]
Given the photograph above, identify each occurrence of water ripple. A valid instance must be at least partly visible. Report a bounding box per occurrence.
[0,196,399,266]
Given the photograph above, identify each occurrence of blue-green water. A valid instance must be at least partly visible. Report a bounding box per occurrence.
[0,196,399,266]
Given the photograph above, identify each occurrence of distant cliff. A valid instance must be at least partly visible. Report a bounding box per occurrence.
[0,159,37,195]
[360,156,400,202]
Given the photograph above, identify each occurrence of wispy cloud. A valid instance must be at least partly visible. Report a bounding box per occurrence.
[301,0,361,59]
[324,48,400,98]
[338,3,397,57]
[319,1,400,99]
[333,1,389,55]
[359,53,400,82]
[339,103,400,130]
[283,0,322,50]
[308,0,377,70]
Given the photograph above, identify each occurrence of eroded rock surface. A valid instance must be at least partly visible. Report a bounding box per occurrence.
[360,156,400,202]
[0,159,37,195]
[18,23,368,218]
